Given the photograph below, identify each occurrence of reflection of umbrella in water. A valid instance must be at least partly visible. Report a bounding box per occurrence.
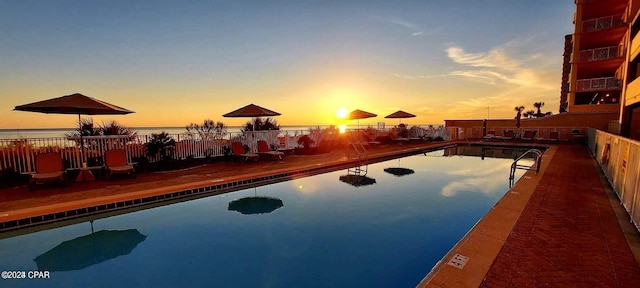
[228,196,284,214]
[223,104,281,152]
[384,159,414,177]
[14,93,134,181]
[34,228,146,271]
[339,174,377,187]
[346,109,377,130]
[384,167,415,177]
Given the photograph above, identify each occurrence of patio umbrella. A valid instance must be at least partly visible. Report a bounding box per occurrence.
[346,109,377,130]
[223,104,281,152]
[385,110,416,125]
[14,93,134,180]
[339,174,377,187]
[34,229,146,271]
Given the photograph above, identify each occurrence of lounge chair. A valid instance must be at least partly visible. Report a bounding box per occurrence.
[257,140,285,160]
[482,130,496,141]
[496,130,516,141]
[105,149,136,180]
[547,131,560,144]
[521,130,536,142]
[29,152,66,191]
[231,142,259,163]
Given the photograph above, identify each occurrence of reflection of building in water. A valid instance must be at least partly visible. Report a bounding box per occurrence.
[441,145,540,160]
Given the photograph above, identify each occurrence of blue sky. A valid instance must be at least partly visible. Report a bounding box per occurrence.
[0,0,575,128]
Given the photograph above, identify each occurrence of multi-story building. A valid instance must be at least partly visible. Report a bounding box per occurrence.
[566,0,640,139]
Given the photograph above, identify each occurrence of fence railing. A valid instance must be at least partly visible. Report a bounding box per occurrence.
[587,129,640,232]
[446,126,587,141]
[0,125,448,175]
[0,130,311,174]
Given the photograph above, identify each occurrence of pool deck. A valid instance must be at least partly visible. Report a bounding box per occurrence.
[1,141,640,287]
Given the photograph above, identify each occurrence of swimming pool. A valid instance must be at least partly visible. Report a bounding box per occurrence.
[0,145,532,288]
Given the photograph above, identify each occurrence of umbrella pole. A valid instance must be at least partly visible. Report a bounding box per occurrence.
[75,114,95,182]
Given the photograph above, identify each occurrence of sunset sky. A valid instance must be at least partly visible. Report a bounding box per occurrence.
[0,1,574,129]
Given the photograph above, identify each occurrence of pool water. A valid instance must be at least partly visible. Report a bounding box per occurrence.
[0,146,530,288]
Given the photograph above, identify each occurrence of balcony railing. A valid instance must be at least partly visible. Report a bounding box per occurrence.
[582,14,624,33]
[576,77,620,92]
[579,46,622,62]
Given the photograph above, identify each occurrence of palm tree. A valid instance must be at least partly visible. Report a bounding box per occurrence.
[526,110,536,119]
[533,102,545,117]
[242,117,280,132]
[99,121,137,140]
[514,106,525,128]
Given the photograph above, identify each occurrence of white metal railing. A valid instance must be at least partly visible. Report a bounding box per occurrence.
[0,126,447,175]
[576,77,620,92]
[582,14,624,32]
[0,129,325,174]
[579,46,621,62]
[588,129,640,232]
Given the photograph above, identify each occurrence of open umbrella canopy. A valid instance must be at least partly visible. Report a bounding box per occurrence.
[228,196,284,215]
[385,110,416,119]
[14,93,134,180]
[223,104,281,118]
[14,93,134,115]
[34,229,146,272]
[339,174,377,187]
[384,167,415,177]
[346,109,377,120]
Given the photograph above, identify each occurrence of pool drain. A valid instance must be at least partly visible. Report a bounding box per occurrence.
[447,254,469,269]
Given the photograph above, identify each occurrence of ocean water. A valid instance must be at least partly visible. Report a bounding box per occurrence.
[0,126,322,139]
[0,124,442,139]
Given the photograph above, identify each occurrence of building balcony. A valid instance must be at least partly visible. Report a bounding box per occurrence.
[581,14,624,33]
[578,46,622,62]
[576,77,620,92]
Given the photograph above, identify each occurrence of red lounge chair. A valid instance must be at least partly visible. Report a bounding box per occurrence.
[231,142,259,163]
[29,152,66,191]
[105,149,136,180]
[521,130,536,142]
[257,140,285,160]
[482,130,496,141]
[496,130,516,141]
[547,131,560,144]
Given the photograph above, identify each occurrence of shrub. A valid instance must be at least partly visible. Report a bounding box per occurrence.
[297,135,314,149]
[145,132,176,161]
[242,117,280,132]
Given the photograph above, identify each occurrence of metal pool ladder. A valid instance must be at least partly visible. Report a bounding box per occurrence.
[509,149,542,187]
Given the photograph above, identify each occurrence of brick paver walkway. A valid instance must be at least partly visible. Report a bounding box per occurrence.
[480,146,640,287]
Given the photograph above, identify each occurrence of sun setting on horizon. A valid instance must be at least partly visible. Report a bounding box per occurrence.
[0,2,574,129]
[336,108,348,119]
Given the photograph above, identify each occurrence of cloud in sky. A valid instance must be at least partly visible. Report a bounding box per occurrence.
[394,36,561,120]
[440,161,511,197]
[369,14,438,37]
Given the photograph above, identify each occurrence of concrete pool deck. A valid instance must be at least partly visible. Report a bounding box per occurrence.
[1,141,639,287]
